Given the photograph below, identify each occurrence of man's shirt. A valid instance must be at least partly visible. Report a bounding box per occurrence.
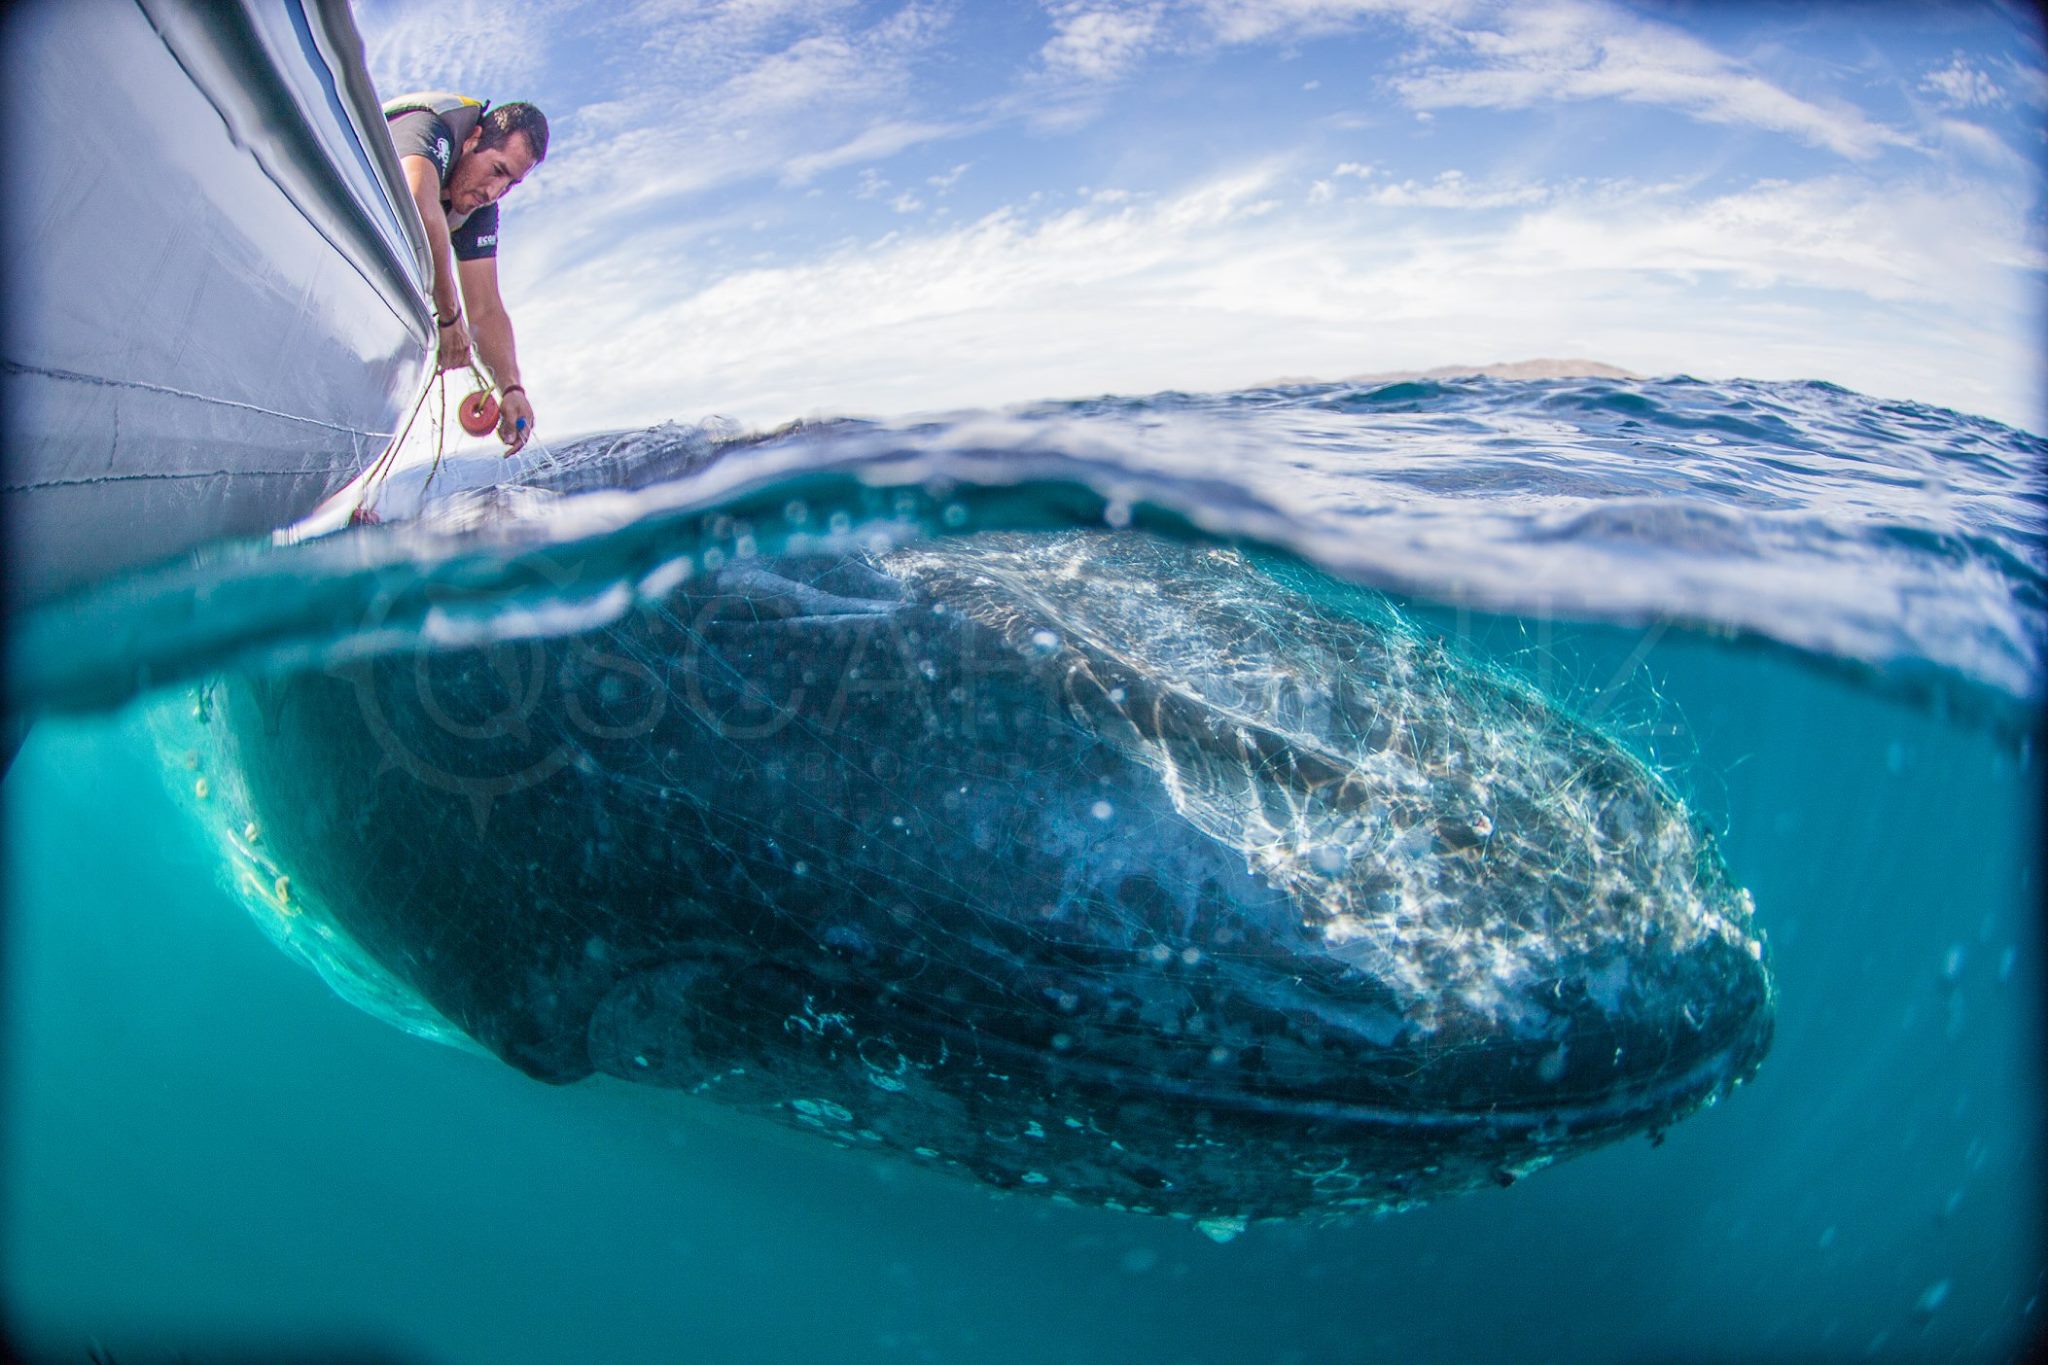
[383,92,499,261]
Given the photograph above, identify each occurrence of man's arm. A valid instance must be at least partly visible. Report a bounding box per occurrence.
[399,153,471,370]
[459,254,534,455]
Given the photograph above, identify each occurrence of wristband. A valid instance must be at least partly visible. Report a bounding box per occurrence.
[436,307,461,327]
[501,384,526,398]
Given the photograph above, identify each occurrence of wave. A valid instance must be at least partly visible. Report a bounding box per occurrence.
[11,375,2044,724]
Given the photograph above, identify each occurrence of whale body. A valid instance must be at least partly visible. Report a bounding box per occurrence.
[214,527,1772,1223]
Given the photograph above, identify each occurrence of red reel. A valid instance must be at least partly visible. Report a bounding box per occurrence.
[459,389,500,436]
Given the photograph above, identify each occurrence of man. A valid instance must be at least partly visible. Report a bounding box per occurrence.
[384,93,548,456]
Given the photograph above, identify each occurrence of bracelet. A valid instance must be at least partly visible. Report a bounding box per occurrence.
[501,384,525,398]
[436,307,461,327]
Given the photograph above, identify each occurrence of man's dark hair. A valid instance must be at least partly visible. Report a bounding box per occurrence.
[477,102,549,163]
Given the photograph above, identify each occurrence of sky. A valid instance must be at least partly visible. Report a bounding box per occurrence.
[355,0,2048,435]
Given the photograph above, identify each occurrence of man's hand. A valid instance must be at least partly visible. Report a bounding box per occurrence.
[458,258,531,457]
[498,387,535,456]
[437,316,474,373]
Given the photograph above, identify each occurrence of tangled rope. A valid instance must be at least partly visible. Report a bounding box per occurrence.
[347,359,498,523]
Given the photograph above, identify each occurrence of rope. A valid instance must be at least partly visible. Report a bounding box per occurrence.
[419,366,451,503]
[347,354,548,520]
[347,363,438,522]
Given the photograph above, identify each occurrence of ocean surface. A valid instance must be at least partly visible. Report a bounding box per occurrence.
[4,374,2043,1364]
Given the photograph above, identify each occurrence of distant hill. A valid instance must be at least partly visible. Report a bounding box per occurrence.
[1263,358,1642,387]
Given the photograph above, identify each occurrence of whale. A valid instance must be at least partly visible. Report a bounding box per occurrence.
[210,523,1773,1225]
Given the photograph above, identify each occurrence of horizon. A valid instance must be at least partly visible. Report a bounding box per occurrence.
[358,0,2048,436]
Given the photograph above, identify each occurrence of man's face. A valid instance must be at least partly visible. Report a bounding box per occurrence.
[444,129,538,216]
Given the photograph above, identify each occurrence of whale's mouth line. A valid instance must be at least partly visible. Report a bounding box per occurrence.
[583,947,1770,1142]
[906,1014,1768,1139]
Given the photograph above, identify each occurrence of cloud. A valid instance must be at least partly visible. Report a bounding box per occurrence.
[1928,117,2031,175]
[990,1,1174,132]
[1363,170,1547,208]
[358,0,554,96]
[781,120,971,184]
[2000,53,2048,110]
[1920,54,2008,110]
[720,33,874,114]
[509,163,2044,437]
[358,0,2044,443]
[1191,0,1453,47]
[692,2,952,119]
[1490,176,2045,301]
[1171,0,1912,163]
[422,0,957,276]
[1387,0,1911,159]
[1039,3,1165,82]
[620,0,885,81]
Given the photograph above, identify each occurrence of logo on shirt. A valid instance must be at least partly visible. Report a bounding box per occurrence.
[434,136,451,171]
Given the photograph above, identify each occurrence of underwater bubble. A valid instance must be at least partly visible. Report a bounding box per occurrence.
[1308,844,1351,876]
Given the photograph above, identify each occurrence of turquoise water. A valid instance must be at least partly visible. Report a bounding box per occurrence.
[4,376,2043,1362]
